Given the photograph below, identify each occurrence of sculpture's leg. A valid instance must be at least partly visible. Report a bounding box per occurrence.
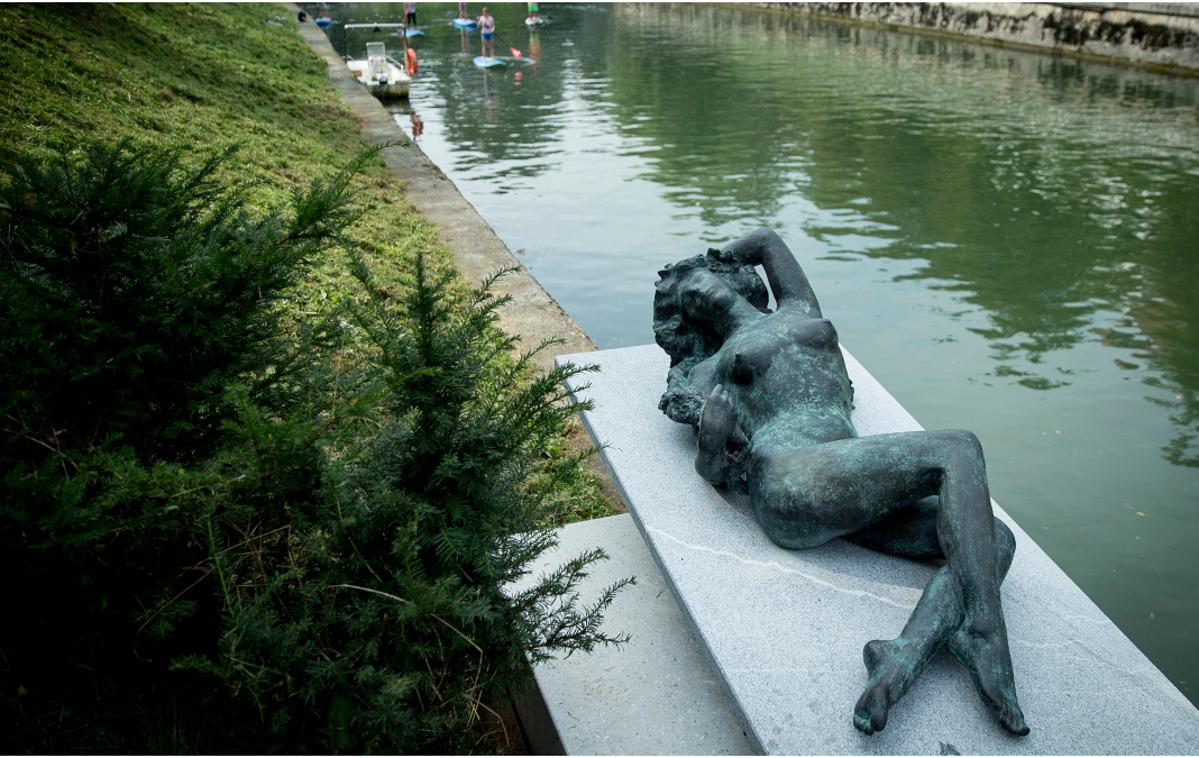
[849,515,1022,735]
[925,437,1029,738]
[946,571,1027,737]
[748,430,1026,736]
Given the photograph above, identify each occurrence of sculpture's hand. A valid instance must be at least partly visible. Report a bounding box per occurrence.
[707,246,735,265]
[708,229,770,267]
[660,363,705,426]
[707,244,754,267]
[696,384,749,491]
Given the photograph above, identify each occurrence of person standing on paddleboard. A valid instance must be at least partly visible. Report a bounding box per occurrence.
[479,6,496,59]
[458,1,469,20]
[527,1,539,24]
[404,1,418,29]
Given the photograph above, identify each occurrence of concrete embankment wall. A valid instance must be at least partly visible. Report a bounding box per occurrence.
[758,3,1199,74]
[290,7,595,372]
[290,7,625,510]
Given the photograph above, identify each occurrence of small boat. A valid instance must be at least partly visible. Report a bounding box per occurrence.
[315,15,334,28]
[453,17,477,28]
[347,41,411,98]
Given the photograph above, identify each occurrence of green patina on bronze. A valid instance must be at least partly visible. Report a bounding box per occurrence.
[654,229,1029,736]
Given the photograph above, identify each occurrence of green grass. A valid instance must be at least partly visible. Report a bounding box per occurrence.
[1,4,422,309]
[0,2,613,526]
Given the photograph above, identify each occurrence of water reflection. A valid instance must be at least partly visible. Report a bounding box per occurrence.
[605,5,1199,468]
[311,1,1199,703]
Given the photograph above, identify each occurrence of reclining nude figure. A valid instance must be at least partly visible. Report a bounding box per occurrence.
[653,229,1029,736]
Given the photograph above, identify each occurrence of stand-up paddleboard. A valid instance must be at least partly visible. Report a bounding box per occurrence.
[524,16,545,26]
[473,55,506,68]
[405,28,425,37]
[452,17,477,28]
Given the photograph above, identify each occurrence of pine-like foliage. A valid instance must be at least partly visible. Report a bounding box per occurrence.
[0,141,627,753]
[0,139,360,461]
[182,252,632,753]
[0,140,362,750]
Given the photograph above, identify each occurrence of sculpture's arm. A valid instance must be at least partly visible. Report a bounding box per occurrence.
[695,384,750,493]
[659,358,717,426]
[714,228,822,318]
[659,363,704,426]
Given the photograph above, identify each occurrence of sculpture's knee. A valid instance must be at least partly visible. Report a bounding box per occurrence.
[993,518,1016,577]
[932,430,987,481]
[937,429,984,460]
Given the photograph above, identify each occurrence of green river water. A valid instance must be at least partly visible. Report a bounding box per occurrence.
[319,2,1199,703]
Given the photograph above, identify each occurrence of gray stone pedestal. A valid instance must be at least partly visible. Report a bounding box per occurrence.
[550,344,1199,755]
[513,514,752,755]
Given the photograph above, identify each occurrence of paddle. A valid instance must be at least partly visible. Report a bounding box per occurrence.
[491,28,529,63]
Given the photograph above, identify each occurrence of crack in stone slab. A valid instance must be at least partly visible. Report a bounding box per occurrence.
[1052,611,1115,628]
[647,526,919,611]
[648,526,1117,657]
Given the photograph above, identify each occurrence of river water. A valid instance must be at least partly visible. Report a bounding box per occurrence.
[320,2,1199,703]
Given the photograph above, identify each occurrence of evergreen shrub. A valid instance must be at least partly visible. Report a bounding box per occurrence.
[0,141,627,752]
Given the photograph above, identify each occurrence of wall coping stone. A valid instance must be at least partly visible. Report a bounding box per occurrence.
[558,344,1199,755]
[512,514,753,755]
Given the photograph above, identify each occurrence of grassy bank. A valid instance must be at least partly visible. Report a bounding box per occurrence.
[0,4,617,752]
[0,2,610,523]
[1,3,426,330]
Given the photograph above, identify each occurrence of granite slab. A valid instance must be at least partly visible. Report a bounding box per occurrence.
[558,344,1199,755]
[511,514,753,755]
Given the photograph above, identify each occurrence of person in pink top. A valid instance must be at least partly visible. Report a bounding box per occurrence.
[478,6,495,59]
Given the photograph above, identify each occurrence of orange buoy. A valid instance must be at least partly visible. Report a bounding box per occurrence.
[405,47,418,75]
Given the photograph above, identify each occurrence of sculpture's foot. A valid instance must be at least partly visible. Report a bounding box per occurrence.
[852,638,910,735]
[949,621,1030,736]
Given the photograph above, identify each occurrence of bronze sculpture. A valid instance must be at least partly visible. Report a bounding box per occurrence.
[653,229,1028,736]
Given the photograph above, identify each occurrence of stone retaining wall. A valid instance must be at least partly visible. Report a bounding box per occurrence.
[759,3,1199,73]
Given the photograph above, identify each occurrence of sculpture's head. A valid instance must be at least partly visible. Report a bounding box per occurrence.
[653,250,768,367]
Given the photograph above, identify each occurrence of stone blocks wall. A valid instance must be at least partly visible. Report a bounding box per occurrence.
[761,3,1199,72]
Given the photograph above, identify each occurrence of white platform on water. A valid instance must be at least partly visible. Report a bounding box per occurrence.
[548,344,1199,755]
